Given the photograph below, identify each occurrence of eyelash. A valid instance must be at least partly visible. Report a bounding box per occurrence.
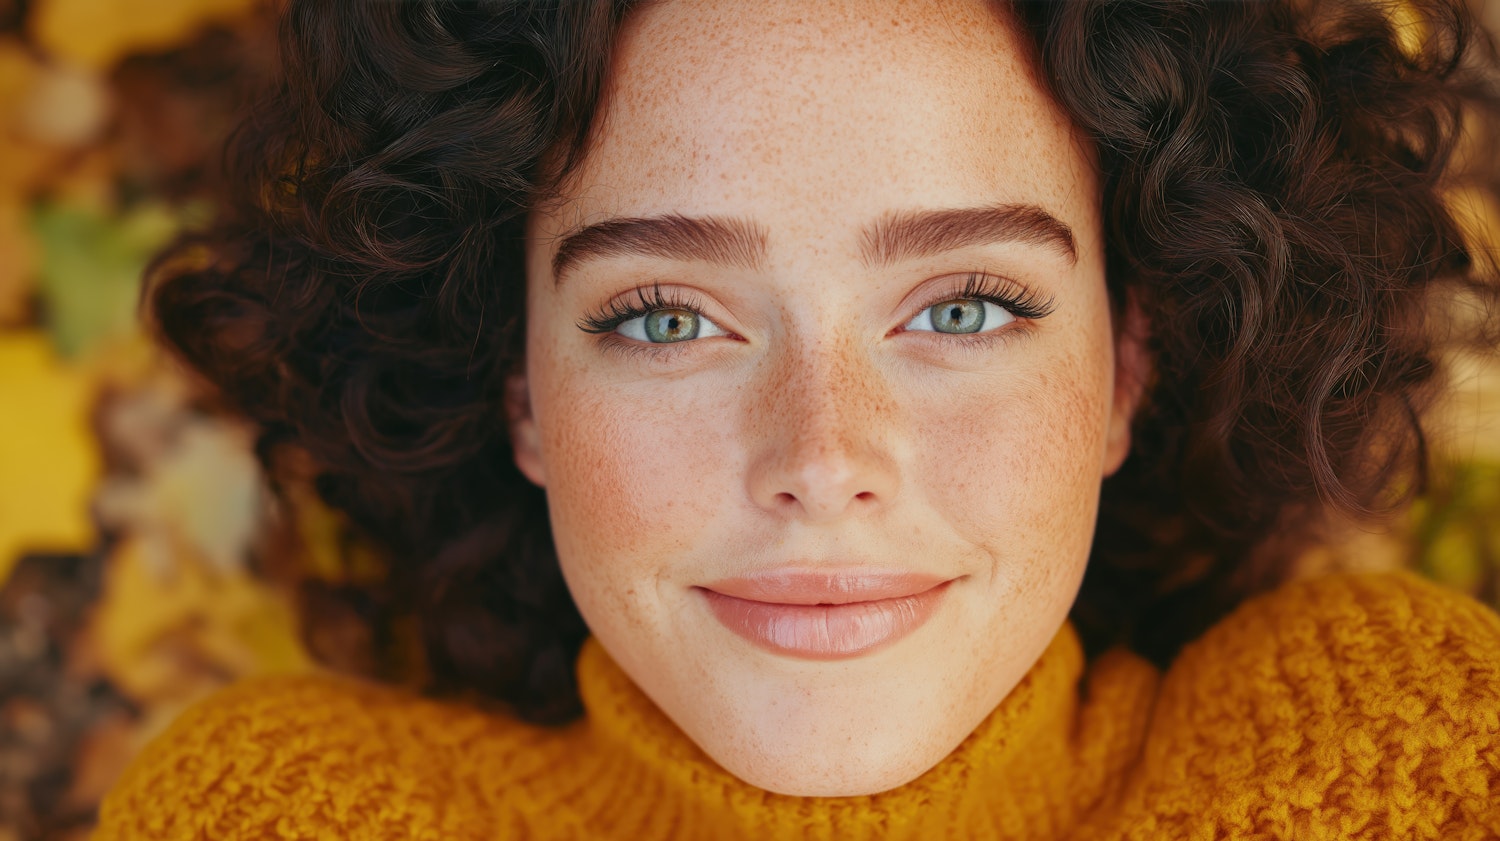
[935,272,1055,322]
[576,272,1056,348]
[577,283,706,335]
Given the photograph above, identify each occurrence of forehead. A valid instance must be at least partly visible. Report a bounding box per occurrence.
[549,0,1095,246]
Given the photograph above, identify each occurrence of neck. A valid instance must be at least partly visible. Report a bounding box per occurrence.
[543,623,1126,840]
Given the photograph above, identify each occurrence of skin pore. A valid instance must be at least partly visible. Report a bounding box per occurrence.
[510,0,1145,796]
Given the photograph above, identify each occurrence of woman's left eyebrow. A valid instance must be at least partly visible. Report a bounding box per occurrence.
[859,204,1076,269]
[550,203,1075,287]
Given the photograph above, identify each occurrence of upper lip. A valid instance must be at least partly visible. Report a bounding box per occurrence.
[697,568,953,605]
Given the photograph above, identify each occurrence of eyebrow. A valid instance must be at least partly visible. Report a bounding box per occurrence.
[552,215,769,285]
[550,202,1075,285]
[859,204,1076,268]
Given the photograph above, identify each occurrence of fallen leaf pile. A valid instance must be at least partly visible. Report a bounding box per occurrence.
[0,2,329,839]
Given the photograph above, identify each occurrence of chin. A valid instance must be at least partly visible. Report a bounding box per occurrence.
[701,695,967,797]
[726,740,946,797]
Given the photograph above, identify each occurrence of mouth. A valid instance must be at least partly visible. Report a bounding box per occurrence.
[695,570,955,660]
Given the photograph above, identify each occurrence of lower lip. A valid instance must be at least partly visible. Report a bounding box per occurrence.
[697,581,952,660]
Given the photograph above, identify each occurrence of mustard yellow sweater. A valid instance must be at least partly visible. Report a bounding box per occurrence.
[94,571,1500,840]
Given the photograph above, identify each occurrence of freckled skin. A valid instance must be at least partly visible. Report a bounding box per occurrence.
[510,0,1146,797]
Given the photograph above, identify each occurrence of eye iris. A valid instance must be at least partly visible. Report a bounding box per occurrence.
[644,308,699,343]
[930,299,984,334]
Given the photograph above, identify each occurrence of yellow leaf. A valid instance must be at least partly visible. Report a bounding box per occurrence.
[0,37,38,105]
[0,330,98,584]
[93,535,313,704]
[288,483,386,584]
[1426,523,1484,595]
[31,0,260,71]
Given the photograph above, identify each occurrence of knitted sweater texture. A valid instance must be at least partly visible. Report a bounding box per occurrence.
[94,571,1500,840]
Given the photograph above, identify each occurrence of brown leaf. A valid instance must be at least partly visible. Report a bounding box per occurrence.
[0,200,37,326]
[60,709,137,811]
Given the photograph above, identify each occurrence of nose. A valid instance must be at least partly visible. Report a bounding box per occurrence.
[745,338,900,522]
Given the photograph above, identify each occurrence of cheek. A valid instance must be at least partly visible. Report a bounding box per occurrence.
[919,340,1114,569]
[535,372,735,589]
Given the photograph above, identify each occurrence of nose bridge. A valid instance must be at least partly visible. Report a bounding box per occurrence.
[746,332,898,519]
[783,336,876,448]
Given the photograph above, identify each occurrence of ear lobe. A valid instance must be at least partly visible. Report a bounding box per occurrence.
[505,372,547,487]
[1103,296,1150,477]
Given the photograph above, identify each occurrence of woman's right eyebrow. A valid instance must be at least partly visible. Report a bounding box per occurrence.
[550,203,1075,287]
[552,215,769,285]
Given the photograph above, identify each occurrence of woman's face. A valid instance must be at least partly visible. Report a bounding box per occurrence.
[514,0,1140,796]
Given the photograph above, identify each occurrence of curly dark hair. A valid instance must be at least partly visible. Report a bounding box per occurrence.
[141,0,1500,724]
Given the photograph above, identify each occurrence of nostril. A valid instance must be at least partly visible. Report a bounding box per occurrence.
[748,431,899,520]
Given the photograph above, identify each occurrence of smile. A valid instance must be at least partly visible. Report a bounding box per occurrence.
[695,571,954,660]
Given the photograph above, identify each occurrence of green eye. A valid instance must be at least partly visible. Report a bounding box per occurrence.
[606,300,729,345]
[642,308,700,343]
[929,300,985,334]
[905,298,1015,335]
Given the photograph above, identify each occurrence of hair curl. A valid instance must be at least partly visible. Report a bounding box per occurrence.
[141,0,1500,724]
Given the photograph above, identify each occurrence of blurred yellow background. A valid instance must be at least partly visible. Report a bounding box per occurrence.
[0,0,1498,839]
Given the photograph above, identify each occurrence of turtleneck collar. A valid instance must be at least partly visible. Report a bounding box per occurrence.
[555,622,1132,841]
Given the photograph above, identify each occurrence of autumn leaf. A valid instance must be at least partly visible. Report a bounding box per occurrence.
[30,0,260,72]
[91,534,313,708]
[93,396,269,578]
[0,330,98,585]
[31,200,179,359]
[0,199,37,326]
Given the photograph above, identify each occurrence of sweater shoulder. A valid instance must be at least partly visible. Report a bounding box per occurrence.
[1115,571,1500,839]
[1185,568,1500,679]
[93,671,567,840]
[1179,569,1500,711]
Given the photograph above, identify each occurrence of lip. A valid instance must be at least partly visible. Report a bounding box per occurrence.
[696,570,954,660]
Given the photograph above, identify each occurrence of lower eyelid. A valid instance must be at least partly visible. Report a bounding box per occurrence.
[597,333,681,361]
[595,330,743,365]
[910,322,1032,356]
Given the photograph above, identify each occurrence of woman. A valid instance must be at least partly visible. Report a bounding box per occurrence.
[96,0,1500,838]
